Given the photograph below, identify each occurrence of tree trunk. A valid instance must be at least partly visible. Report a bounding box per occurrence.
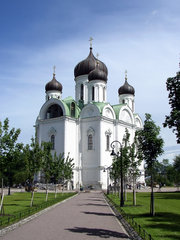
[124,179,127,201]
[133,175,136,206]
[1,178,3,196]
[150,173,155,216]
[30,191,34,207]
[55,184,57,199]
[45,183,48,202]
[8,186,11,195]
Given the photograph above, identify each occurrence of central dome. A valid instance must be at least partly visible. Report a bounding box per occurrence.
[74,47,108,78]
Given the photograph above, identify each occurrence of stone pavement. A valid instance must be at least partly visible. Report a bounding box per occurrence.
[1,191,130,240]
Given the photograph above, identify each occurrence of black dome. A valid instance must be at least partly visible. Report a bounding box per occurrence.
[88,63,107,82]
[74,47,108,78]
[45,73,62,92]
[118,80,135,96]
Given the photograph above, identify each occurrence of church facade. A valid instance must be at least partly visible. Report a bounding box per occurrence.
[35,46,144,190]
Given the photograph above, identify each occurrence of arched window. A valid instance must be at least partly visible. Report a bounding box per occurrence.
[106,135,110,150]
[80,84,84,100]
[92,86,95,101]
[46,104,63,119]
[51,135,55,150]
[88,134,93,150]
[71,102,75,117]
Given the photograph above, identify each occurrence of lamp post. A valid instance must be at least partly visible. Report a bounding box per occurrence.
[110,140,124,207]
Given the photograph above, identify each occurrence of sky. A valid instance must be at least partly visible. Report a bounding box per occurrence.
[0,0,180,162]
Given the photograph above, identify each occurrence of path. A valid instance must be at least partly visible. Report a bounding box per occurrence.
[1,191,129,240]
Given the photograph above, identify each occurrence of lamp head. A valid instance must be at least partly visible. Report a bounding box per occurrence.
[110,149,116,156]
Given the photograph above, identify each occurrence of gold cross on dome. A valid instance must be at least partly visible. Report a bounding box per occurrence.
[89,37,93,48]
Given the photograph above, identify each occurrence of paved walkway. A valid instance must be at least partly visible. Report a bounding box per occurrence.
[1,191,130,240]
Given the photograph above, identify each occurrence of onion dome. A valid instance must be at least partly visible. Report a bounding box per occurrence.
[74,47,108,78]
[118,79,135,96]
[45,73,62,92]
[88,61,107,82]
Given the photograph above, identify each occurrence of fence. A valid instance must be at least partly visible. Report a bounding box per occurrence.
[106,195,154,240]
[0,193,75,229]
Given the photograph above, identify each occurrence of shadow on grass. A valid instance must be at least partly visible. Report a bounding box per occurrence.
[66,227,129,238]
[82,211,114,217]
[155,192,180,200]
[146,212,180,233]
[126,211,180,237]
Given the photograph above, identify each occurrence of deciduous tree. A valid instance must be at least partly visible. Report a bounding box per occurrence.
[164,71,180,143]
[137,113,164,216]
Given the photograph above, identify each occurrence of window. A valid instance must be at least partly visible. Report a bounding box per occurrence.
[103,87,106,101]
[88,134,93,150]
[80,84,84,100]
[71,102,75,117]
[51,135,55,150]
[46,104,63,119]
[106,135,110,150]
[92,86,95,101]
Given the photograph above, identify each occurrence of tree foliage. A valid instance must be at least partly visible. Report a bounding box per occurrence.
[0,118,23,195]
[137,113,164,216]
[163,71,180,143]
[23,137,43,191]
[173,155,180,186]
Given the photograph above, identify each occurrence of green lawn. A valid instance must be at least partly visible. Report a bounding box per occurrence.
[107,191,180,240]
[0,191,77,228]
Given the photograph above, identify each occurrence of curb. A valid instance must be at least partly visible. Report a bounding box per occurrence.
[104,194,142,240]
[0,193,78,237]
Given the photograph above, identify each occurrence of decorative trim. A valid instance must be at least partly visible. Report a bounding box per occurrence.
[87,127,95,136]
[48,127,57,137]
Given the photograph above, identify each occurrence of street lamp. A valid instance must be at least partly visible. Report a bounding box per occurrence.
[110,140,124,207]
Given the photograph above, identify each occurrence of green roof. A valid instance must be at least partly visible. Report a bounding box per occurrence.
[112,104,124,119]
[92,102,109,115]
[62,96,81,118]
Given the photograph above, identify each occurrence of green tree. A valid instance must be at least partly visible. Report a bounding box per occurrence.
[41,142,53,201]
[51,152,64,197]
[109,129,130,205]
[23,138,43,191]
[137,113,164,216]
[63,153,74,188]
[23,138,43,206]
[163,71,180,143]
[0,118,22,195]
[128,131,143,206]
[173,155,180,188]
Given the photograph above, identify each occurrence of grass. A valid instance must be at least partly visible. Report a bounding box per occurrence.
[107,191,180,240]
[0,191,77,228]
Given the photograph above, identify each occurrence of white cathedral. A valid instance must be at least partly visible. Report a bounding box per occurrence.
[35,44,145,190]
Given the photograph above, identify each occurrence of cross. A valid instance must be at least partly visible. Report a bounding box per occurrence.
[53,65,56,74]
[89,37,93,48]
[125,70,127,80]
[96,53,99,59]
